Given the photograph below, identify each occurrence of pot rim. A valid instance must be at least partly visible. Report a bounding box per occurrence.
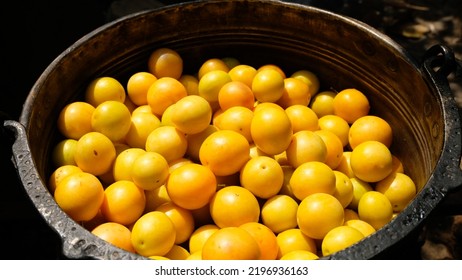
[15,0,462,260]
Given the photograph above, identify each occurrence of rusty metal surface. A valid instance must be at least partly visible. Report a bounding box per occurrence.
[0,1,461,258]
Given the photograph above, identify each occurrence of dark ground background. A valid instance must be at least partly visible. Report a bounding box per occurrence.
[0,0,461,259]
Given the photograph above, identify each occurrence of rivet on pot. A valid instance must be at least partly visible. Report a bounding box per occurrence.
[386,57,398,72]
[424,101,432,116]
[111,251,120,259]
[36,115,43,130]
[431,122,439,138]
[42,207,51,216]
[74,238,86,249]
[361,41,376,56]
[83,244,98,254]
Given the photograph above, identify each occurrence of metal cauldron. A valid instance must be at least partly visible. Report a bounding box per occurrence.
[2,0,462,259]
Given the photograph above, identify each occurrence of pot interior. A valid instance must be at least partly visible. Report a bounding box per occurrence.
[20,0,445,258]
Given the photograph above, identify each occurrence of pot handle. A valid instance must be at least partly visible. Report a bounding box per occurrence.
[2,119,144,260]
[421,44,462,213]
[422,44,460,78]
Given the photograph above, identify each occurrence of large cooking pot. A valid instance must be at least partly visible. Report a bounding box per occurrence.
[2,0,462,260]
